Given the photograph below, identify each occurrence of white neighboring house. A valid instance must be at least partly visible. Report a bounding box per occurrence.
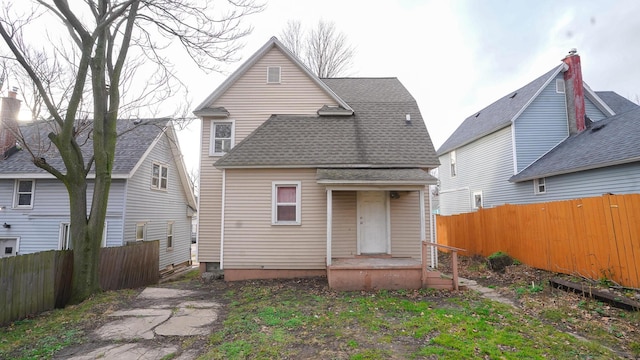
[0,90,197,271]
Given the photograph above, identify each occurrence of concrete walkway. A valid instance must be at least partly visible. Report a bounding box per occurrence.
[459,277,517,307]
[58,287,221,360]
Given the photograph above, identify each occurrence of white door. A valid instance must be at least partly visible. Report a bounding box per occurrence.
[358,191,388,254]
[0,238,17,258]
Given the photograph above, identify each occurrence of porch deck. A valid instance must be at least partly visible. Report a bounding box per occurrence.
[327,257,456,291]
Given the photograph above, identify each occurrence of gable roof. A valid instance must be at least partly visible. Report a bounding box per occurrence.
[193,36,352,114]
[595,91,639,114]
[436,66,564,156]
[214,78,439,168]
[0,119,169,178]
[510,107,640,182]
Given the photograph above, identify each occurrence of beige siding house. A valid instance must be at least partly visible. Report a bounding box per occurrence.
[194,37,441,290]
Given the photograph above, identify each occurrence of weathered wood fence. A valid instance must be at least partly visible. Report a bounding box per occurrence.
[436,194,640,288]
[0,240,159,325]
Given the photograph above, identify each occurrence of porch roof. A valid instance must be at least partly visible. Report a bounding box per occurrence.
[316,168,436,185]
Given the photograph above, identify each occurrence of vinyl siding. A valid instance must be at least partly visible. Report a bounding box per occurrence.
[585,96,607,121]
[331,191,356,257]
[124,131,192,269]
[223,168,326,269]
[514,73,568,171]
[198,46,338,264]
[1,179,126,255]
[390,190,421,259]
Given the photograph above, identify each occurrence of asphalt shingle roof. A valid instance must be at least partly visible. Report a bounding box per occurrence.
[436,66,563,156]
[317,168,436,184]
[595,91,639,114]
[215,78,439,168]
[0,119,168,176]
[510,107,640,182]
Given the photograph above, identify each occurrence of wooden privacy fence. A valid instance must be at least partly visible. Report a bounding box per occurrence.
[0,240,159,325]
[436,194,640,288]
[0,250,72,325]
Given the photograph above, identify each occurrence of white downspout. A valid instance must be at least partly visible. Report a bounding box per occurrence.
[220,169,226,269]
[326,189,332,266]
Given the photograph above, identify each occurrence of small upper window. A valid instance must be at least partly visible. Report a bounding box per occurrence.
[556,79,565,93]
[534,178,546,194]
[272,181,301,225]
[472,191,483,210]
[450,151,457,177]
[211,121,234,156]
[267,66,281,84]
[14,179,35,208]
[152,163,168,190]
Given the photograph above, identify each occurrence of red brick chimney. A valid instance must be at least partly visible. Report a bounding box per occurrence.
[562,49,586,134]
[0,88,21,158]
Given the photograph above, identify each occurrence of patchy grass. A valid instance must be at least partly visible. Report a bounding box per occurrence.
[200,279,620,359]
[0,289,138,360]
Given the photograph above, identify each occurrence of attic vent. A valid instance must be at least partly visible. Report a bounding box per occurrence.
[556,79,565,93]
[267,66,281,84]
[591,123,606,132]
[475,112,480,118]
[509,92,517,99]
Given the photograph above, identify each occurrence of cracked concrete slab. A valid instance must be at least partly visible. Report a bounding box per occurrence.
[155,307,219,336]
[66,343,179,360]
[138,287,198,299]
[96,309,172,340]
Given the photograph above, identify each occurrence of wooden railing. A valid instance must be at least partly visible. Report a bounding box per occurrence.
[422,241,466,290]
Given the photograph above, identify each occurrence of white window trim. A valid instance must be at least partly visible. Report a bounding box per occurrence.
[151,162,169,191]
[450,151,457,178]
[166,221,174,250]
[209,120,235,156]
[272,181,301,225]
[13,179,35,209]
[59,223,71,250]
[267,66,281,84]
[556,79,565,93]
[135,222,147,242]
[534,178,547,194]
[472,190,483,210]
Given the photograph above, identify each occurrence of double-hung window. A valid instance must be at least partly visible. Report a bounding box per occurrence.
[272,181,301,225]
[136,223,146,241]
[534,178,546,194]
[152,163,168,190]
[14,179,35,208]
[211,121,234,156]
[166,221,174,249]
[450,151,457,177]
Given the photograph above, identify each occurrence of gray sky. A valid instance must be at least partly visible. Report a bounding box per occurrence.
[176,0,640,172]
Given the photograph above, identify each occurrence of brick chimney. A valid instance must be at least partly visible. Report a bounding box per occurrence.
[562,49,586,134]
[0,88,21,158]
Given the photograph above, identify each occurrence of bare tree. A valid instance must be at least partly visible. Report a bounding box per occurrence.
[279,19,355,78]
[0,0,263,303]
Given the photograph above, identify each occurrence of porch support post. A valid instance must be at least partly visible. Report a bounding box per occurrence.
[419,189,426,241]
[326,189,332,266]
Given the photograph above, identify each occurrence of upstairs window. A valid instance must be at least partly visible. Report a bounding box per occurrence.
[267,66,281,84]
[556,79,565,93]
[152,163,168,190]
[14,179,35,208]
[450,151,457,177]
[534,178,546,194]
[210,121,234,156]
[272,181,301,225]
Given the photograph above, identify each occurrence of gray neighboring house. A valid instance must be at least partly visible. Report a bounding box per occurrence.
[437,50,640,215]
[0,90,197,271]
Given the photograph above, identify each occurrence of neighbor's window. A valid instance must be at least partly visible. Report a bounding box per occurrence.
[267,66,281,84]
[136,223,146,241]
[167,222,174,249]
[59,223,71,250]
[210,121,234,156]
[450,151,457,177]
[534,178,546,194]
[272,181,301,225]
[556,79,565,93]
[14,179,35,208]
[151,163,168,190]
[472,191,483,209]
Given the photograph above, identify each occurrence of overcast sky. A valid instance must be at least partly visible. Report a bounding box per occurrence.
[175,0,640,173]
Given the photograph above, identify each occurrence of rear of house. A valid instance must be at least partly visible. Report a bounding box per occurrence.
[195,37,440,289]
